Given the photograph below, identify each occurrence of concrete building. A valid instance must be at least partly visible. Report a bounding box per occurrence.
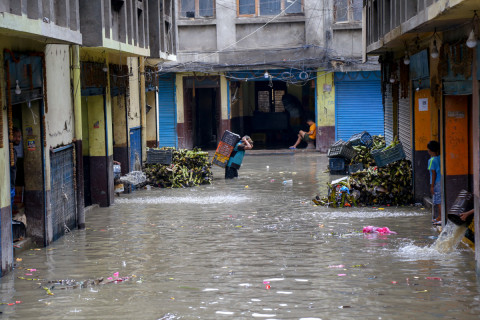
[364,0,480,272]
[156,0,380,151]
[78,0,176,207]
[0,0,176,277]
[0,0,82,275]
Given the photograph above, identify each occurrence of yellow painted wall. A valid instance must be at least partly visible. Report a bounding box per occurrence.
[81,97,90,155]
[80,49,114,157]
[146,91,157,142]
[175,72,226,123]
[316,72,335,127]
[112,94,127,146]
[86,95,107,157]
[128,57,141,129]
[105,64,113,157]
[220,75,229,120]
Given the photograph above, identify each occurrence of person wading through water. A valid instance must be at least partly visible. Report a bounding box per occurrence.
[225,135,253,179]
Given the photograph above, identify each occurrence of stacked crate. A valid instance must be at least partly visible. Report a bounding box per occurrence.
[212,130,241,168]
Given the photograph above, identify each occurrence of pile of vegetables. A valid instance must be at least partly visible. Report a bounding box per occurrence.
[350,135,386,168]
[316,136,413,207]
[144,148,213,188]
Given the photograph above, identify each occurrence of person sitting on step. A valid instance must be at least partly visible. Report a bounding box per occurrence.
[289,118,316,149]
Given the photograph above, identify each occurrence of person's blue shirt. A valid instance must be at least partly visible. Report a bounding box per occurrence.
[227,142,245,169]
[428,155,441,184]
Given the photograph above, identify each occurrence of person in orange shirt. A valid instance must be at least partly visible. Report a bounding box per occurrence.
[289,118,316,149]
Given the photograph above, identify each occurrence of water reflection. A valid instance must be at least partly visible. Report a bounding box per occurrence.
[1,153,479,319]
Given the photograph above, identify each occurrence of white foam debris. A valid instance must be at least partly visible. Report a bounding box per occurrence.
[394,243,461,261]
[311,210,425,219]
[216,311,234,315]
[116,195,249,205]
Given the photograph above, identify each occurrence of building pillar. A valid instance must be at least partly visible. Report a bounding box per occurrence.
[71,45,85,229]
[316,71,335,152]
[220,74,231,135]
[472,45,480,275]
[0,50,13,272]
[139,57,147,163]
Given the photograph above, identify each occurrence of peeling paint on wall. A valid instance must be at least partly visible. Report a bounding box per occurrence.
[316,71,335,127]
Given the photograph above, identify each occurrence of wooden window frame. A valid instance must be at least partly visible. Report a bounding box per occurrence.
[236,0,303,17]
[334,0,362,23]
[254,81,287,113]
[179,0,216,19]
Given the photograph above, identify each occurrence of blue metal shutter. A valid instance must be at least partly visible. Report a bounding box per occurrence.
[335,73,384,141]
[129,127,142,172]
[158,74,177,148]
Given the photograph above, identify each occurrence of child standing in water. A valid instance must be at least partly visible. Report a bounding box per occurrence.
[427,141,441,225]
[225,136,253,179]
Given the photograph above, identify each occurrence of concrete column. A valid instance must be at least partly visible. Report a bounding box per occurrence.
[215,0,235,57]
[472,46,480,275]
[316,71,335,152]
[220,73,231,135]
[139,57,146,163]
[0,49,13,276]
[71,45,85,229]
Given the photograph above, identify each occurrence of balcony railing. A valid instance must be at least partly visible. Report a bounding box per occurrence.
[365,0,439,48]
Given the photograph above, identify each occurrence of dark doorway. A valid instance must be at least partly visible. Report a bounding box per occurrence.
[183,76,221,150]
[195,87,218,149]
[252,81,291,148]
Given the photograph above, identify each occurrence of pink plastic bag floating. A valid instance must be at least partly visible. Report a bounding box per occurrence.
[363,226,397,234]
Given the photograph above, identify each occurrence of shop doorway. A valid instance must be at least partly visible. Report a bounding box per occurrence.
[252,81,291,148]
[443,95,473,211]
[183,76,220,150]
[5,51,48,244]
[81,94,110,207]
[11,100,46,244]
[194,87,218,149]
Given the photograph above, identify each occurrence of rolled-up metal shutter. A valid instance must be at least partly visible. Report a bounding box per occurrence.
[158,74,177,148]
[384,85,394,145]
[50,145,77,242]
[398,89,412,161]
[335,72,384,141]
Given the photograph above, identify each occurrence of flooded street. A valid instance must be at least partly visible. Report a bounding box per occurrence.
[2,152,480,319]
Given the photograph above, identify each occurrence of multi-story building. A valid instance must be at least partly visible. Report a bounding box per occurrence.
[364,0,479,271]
[157,0,381,152]
[0,0,176,277]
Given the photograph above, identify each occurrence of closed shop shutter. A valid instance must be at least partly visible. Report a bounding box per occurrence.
[335,72,384,141]
[50,146,77,241]
[384,85,394,145]
[158,74,177,148]
[398,91,412,161]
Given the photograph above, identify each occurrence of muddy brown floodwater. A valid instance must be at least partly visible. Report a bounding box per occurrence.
[1,152,479,319]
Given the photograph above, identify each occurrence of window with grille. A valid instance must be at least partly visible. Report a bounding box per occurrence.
[334,0,362,23]
[256,82,287,113]
[237,0,302,17]
[180,0,215,18]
